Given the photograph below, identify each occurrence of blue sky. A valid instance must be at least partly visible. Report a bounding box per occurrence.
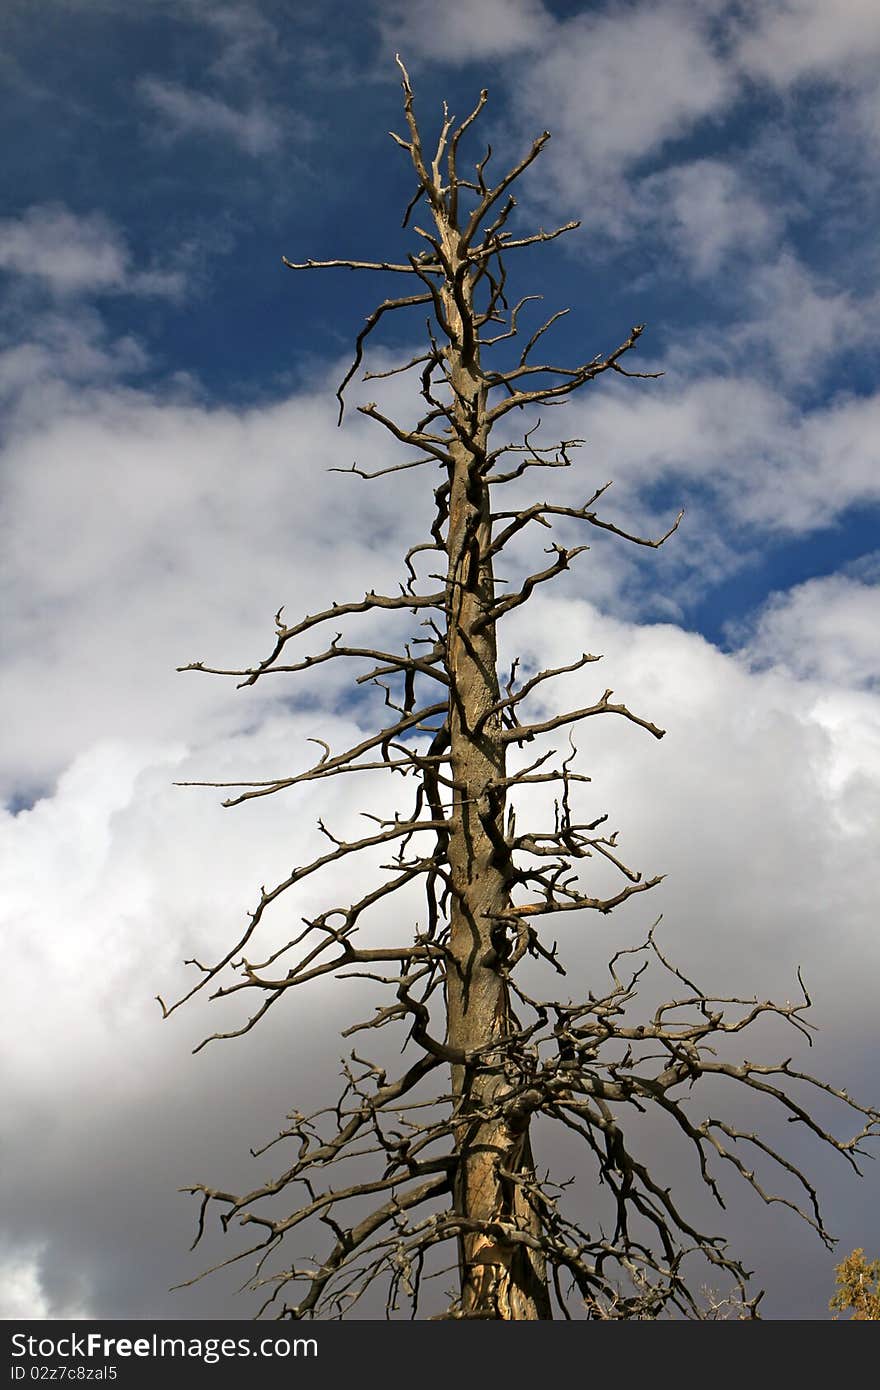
[1,0,878,1320]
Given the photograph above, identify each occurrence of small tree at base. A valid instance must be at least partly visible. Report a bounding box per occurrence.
[831,1250,880,1320]
[161,60,880,1320]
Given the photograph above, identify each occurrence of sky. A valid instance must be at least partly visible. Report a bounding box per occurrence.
[1,0,878,1321]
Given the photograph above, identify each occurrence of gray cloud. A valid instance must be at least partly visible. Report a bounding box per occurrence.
[2,360,878,1317]
[3,602,878,1317]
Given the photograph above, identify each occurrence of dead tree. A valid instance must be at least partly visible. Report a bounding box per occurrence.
[162,61,880,1320]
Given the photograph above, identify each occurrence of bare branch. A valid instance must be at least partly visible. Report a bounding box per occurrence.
[502,688,666,744]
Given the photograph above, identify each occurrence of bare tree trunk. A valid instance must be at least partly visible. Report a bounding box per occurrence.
[442,258,551,1318]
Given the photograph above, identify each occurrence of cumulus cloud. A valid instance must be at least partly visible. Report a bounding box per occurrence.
[504,591,880,997]
[0,358,435,803]
[138,77,283,155]
[2,589,878,1317]
[0,205,186,299]
[0,726,434,1317]
[738,569,880,690]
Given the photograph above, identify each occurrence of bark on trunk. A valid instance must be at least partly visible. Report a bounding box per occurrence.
[441,254,552,1319]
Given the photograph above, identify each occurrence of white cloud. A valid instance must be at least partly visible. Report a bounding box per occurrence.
[0,1246,92,1319]
[501,591,880,1031]
[557,373,880,537]
[0,206,126,294]
[739,570,880,691]
[732,254,876,385]
[656,252,879,386]
[735,0,880,87]
[377,0,551,61]
[384,0,731,169]
[0,731,401,1070]
[138,77,283,155]
[0,359,437,802]
[520,3,731,188]
[411,0,879,299]
[376,0,880,262]
[0,309,149,410]
[760,391,880,528]
[0,204,187,300]
[641,158,778,278]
